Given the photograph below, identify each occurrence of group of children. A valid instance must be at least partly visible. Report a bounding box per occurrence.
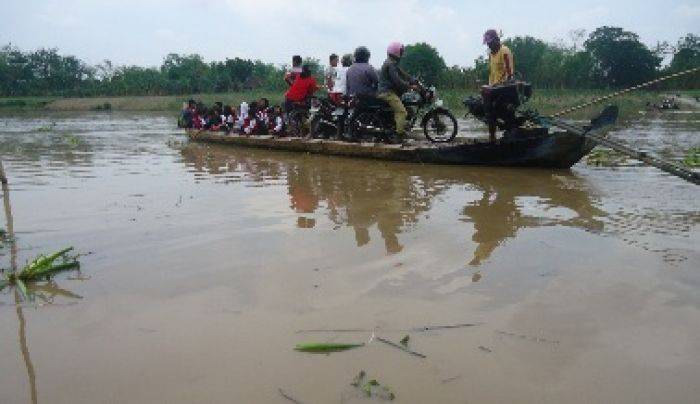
[179,98,285,136]
[179,54,347,136]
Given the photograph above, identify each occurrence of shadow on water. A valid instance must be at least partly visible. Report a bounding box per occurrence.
[179,143,607,261]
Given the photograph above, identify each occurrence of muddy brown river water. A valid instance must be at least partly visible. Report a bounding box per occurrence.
[0,111,699,404]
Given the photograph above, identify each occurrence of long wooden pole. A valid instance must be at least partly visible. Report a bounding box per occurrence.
[551,118,700,185]
[1,160,38,404]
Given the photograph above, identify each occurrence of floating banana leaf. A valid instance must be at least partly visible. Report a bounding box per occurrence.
[24,261,79,281]
[24,247,73,273]
[294,342,364,353]
[20,247,77,280]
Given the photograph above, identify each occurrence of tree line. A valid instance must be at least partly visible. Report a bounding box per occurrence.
[0,26,697,97]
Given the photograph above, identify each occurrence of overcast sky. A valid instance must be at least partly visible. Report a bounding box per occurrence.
[2,0,698,68]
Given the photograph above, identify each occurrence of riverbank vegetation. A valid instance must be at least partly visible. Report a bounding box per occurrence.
[1,27,697,99]
[1,27,697,122]
[0,89,676,123]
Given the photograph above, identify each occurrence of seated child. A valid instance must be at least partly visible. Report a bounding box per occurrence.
[255,104,270,135]
[242,102,258,135]
[205,109,221,131]
[223,105,237,133]
[191,105,203,130]
[271,105,285,136]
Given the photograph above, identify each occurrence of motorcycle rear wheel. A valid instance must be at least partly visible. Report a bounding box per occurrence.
[347,111,385,142]
[309,116,335,139]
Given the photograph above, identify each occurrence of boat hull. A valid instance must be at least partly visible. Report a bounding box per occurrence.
[186,129,597,169]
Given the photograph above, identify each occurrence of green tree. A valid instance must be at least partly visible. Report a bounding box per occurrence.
[0,45,34,96]
[561,51,594,88]
[666,34,700,89]
[473,56,489,86]
[504,36,549,83]
[160,53,209,93]
[584,26,661,88]
[400,42,447,85]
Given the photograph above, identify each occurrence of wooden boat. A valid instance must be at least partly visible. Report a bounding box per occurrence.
[186,108,616,169]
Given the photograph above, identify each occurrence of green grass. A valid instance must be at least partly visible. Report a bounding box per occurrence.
[0,91,283,112]
[0,97,55,110]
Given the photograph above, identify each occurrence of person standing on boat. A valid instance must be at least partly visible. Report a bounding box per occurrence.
[336,54,353,98]
[284,55,303,86]
[484,29,514,85]
[377,42,419,143]
[483,29,515,141]
[325,54,342,104]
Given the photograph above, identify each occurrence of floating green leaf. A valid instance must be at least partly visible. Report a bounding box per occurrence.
[294,342,364,353]
[19,247,78,281]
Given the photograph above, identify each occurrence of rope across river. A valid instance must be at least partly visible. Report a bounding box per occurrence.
[550,66,700,118]
[544,66,700,185]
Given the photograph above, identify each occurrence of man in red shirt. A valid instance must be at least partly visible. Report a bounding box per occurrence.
[284,65,318,112]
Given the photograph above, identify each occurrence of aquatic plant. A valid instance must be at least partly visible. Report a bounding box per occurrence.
[64,134,81,147]
[34,122,57,132]
[586,147,630,167]
[0,247,80,301]
[683,147,700,167]
[350,370,395,401]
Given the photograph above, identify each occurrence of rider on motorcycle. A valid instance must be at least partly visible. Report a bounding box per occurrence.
[346,46,378,97]
[377,42,419,142]
[284,64,318,112]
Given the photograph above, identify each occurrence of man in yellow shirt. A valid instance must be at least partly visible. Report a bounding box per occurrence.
[483,29,514,140]
[484,29,514,85]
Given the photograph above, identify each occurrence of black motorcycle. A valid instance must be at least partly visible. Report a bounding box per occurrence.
[308,96,349,139]
[286,99,313,137]
[345,84,458,143]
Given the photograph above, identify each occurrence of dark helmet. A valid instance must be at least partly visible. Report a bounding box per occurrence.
[354,46,371,63]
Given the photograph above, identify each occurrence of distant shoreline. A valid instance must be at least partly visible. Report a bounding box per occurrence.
[1,89,697,122]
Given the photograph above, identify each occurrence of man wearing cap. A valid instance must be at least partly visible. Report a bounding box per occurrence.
[483,29,515,141]
[483,29,514,85]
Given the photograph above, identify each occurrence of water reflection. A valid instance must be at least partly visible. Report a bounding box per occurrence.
[180,144,606,260]
[463,174,605,266]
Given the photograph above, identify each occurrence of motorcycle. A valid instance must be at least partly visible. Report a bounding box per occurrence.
[345,83,458,143]
[285,98,316,137]
[308,96,349,139]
